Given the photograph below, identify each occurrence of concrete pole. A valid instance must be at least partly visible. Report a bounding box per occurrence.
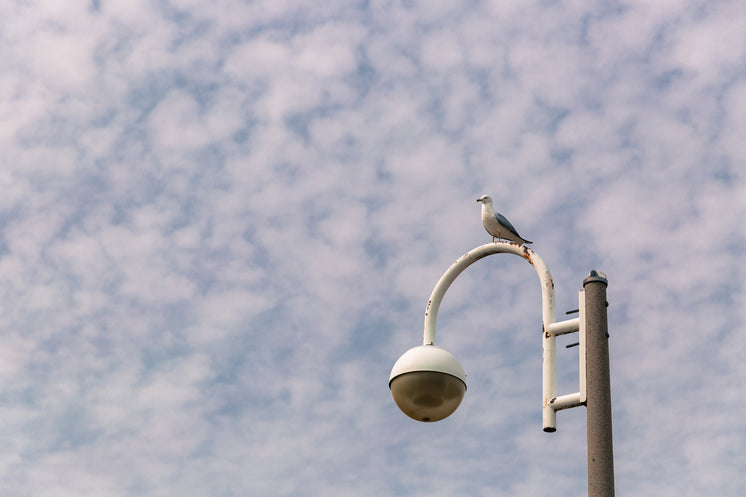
[584,270,615,497]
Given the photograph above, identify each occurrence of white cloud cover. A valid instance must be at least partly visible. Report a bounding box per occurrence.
[1,0,745,495]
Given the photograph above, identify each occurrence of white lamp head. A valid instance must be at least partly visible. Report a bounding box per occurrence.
[389,345,467,422]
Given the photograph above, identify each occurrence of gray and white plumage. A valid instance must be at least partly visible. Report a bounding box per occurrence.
[476,194,532,245]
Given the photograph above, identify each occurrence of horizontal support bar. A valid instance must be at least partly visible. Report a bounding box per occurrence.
[547,317,580,336]
[548,392,584,411]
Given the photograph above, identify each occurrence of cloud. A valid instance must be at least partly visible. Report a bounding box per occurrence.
[0,0,745,496]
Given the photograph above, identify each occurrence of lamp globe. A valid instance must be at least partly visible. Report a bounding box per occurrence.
[389,345,467,422]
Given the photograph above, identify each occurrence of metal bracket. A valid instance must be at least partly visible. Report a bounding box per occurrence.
[543,289,587,430]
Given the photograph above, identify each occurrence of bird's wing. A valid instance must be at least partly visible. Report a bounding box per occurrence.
[494,211,522,237]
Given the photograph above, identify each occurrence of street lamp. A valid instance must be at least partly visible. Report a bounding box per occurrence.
[389,242,615,497]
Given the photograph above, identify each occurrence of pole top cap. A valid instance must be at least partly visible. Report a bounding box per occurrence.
[583,269,608,287]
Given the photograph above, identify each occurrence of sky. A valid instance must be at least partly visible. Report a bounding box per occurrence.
[1,0,745,495]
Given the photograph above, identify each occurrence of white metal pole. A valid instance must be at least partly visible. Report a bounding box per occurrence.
[420,242,558,430]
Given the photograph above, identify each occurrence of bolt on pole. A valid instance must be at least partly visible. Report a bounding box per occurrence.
[583,270,615,497]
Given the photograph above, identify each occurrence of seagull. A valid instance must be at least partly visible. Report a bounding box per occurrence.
[476,194,532,245]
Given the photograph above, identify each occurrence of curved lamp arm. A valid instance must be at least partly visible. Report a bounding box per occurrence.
[421,242,569,431]
[423,243,555,345]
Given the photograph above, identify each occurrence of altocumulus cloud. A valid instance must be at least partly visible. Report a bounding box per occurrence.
[0,0,745,496]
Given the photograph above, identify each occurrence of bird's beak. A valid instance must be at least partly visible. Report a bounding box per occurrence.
[476,198,482,202]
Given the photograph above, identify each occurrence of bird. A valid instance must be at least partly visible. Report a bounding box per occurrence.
[476,194,532,245]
